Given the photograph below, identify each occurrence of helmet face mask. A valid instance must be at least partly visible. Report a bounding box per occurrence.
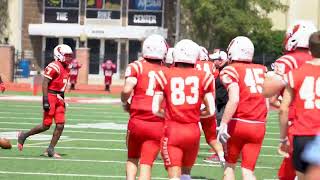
[142,34,168,60]
[283,20,317,52]
[199,46,209,61]
[227,36,254,62]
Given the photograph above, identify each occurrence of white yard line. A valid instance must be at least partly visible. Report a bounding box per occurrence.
[0,170,167,179]
[0,127,127,135]
[0,117,128,123]
[0,111,129,118]
[26,139,74,146]
[0,156,277,170]
[15,145,279,157]
[0,104,121,111]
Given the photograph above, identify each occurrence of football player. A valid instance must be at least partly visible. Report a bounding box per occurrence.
[121,34,168,180]
[263,20,316,97]
[217,36,268,180]
[17,44,72,158]
[262,21,316,180]
[69,58,82,90]
[102,60,116,92]
[152,39,215,180]
[196,47,225,166]
[0,75,5,93]
[279,31,320,180]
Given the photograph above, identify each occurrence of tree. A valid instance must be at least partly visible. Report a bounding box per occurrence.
[181,0,287,61]
[0,0,8,43]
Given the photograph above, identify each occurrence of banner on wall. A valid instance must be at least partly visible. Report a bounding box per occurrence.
[44,9,79,23]
[128,11,162,26]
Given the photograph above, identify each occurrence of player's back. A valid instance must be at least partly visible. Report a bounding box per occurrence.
[273,50,313,75]
[287,62,320,135]
[195,60,216,75]
[159,66,213,124]
[221,62,267,122]
[129,60,164,121]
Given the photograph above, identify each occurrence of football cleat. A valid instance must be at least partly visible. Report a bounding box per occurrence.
[43,149,62,159]
[17,131,26,151]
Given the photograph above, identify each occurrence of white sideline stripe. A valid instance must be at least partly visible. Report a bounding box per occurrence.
[0,111,129,118]
[0,117,128,123]
[0,170,168,179]
[0,104,122,111]
[0,120,281,131]
[0,156,277,170]
[0,127,127,135]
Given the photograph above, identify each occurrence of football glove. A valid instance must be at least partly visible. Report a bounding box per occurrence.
[43,96,50,112]
[217,122,230,144]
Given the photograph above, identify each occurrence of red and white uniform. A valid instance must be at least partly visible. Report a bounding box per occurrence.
[102,61,116,85]
[273,50,313,179]
[285,63,320,136]
[274,50,313,121]
[196,60,217,143]
[155,67,214,168]
[125,59,164,165]
[69,59,81,84]
[196,60,216,76]
[220,62,267,171]
[42,61,70,126]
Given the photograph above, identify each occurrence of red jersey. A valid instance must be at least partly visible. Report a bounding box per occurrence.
[125,59,164,121]
[42,61,70,92]
[70,59,81,76]
[220,62,268,122]
[155,67,214,124]
[273,50,313,76]
[273,50,313,120]
[102,62,116,77]
[195,60,216,75]
[286,63,320,135]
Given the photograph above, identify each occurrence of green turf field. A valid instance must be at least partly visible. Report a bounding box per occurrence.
[0,100,282,180]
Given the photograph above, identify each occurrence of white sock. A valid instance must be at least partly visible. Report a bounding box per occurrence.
[180,174,192,180]
[218,151,225,161]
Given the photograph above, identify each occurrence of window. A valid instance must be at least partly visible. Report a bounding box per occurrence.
[129,40,142,63]
[86,0,121,20]
[44,0,80,23]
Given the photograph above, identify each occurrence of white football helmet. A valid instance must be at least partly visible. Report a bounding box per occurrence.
[165,48,174,64]
[227,36,254,62]
[199,46,209,61]
[209,49,228,61]
[173,39,200,64]
[284,20,317,52]
[142,34,168,60]
[54,44,73,63]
